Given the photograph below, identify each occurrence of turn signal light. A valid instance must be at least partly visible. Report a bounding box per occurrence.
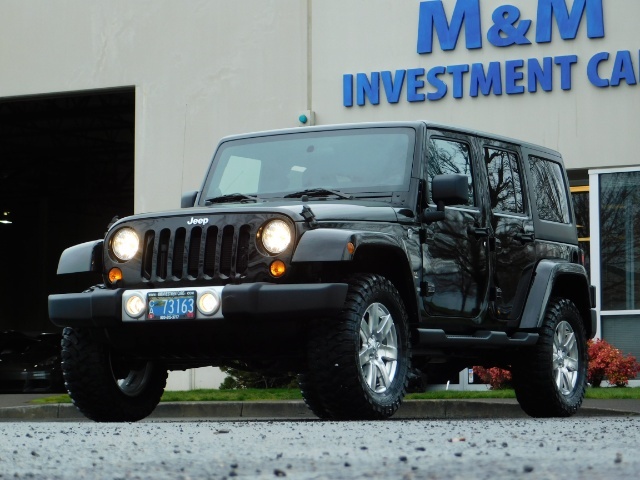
[270,260,286,278]
[108,267,123,284]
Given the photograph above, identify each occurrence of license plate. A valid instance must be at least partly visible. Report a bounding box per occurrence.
[147,291,196,320]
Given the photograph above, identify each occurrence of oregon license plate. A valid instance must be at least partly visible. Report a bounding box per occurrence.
[147,291,196,320]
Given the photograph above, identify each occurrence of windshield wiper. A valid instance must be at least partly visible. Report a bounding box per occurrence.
[283,188,353,200]
[205,193,259,205]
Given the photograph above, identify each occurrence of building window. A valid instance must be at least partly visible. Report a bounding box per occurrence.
[570,185,590,273]
[600,171,640,311]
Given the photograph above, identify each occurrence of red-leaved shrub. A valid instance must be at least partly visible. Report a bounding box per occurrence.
[473,340,639,390]
[472,366,512,390]
[587,339,640,387]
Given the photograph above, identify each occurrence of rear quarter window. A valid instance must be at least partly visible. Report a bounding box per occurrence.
[529,155,571,224]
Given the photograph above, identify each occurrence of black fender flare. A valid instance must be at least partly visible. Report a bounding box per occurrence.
[57,240,104,274]
[519,259,595,337]
[291,228,420,323]
[291,228,409,262]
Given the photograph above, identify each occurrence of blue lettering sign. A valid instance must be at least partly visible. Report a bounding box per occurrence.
[470,62,503,97]
[611,51,637,87]
[427,66,448,100]
[417,0,482,54]
[356,72,380,106]
[487,5,532,47]
[341,1,628,107]
[447,64,470,99]
[381,70,406,103]
[343,74,354,107]
[505,59,525,94]
[528,57,554,92]
[588,51,639,88]
[554,55,578,90]
[407,68,426,102]
[587,52,609,88]
[536,0,604,43]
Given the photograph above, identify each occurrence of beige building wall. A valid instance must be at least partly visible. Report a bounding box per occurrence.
[311,0,640,171]
[0,0,309,213]
[2,1,637,197]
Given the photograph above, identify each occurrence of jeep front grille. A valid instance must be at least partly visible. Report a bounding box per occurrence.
[141,224,251,282]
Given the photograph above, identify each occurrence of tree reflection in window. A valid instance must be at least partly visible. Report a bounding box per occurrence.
[428,138,474,205]
[484,148,524,214]
[529,156,570,223]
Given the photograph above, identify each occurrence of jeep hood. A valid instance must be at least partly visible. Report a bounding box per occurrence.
[111,200,405,228]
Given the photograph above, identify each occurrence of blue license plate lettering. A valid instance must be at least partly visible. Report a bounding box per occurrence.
[147,291,196,320]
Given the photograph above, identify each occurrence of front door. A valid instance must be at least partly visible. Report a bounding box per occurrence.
[421,131,489,327]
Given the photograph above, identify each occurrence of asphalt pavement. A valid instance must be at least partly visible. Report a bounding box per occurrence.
[1,394,639,421]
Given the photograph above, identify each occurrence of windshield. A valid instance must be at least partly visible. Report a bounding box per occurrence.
[200,127,415,203]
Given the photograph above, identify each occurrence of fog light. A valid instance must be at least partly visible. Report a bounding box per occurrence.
[125,294,146,318]
[109,268,123,284]
[270,260,286,278]
[198,291,220,316]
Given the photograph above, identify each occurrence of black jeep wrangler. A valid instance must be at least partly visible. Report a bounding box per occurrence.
[49,121,595,421]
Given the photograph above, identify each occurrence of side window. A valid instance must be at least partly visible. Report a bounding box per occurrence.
[428,137,474,205]
[529,156,571,223]
[483,147,524,214]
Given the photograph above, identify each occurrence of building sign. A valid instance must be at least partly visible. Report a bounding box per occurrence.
[344,0,638,106]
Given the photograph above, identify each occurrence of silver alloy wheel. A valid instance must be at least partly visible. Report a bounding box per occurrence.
[111,359,153,397]
[359,302,398,393]
[553,320,579,396]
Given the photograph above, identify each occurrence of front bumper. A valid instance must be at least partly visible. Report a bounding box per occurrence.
[48,282,349,328]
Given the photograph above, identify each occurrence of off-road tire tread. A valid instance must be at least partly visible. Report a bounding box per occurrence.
[298,372,331,419]
[512,298,587,418]
[304,274,411,420]
[61,327,167,422]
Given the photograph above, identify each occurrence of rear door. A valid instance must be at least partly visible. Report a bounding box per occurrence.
[479,138,536,325]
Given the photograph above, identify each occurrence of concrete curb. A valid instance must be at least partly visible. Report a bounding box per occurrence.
[1,399,637,421]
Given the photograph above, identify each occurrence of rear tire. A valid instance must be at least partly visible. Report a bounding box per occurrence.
[303,274,411,420]
[61,327,167,422]
[512,298,587,417]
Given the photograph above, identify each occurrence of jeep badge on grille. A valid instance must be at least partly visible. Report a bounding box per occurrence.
[187,217,209,226]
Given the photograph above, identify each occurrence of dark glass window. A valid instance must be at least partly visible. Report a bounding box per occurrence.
[428,138,474,205]
[529,156,570,223]
[570,186,590,274]
[600,171,640,311]
[484,148,524,214]
[201,127,415,202]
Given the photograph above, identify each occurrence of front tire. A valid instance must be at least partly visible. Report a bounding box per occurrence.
[512,298,587,417]
[61,327,167,422]
[303,274,411,420]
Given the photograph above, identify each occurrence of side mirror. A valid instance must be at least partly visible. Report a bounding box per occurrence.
[181,191,198,208]
[422,174,469,223]
[431,174,469,206]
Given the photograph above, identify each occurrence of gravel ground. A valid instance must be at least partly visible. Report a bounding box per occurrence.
[1,417,638,479]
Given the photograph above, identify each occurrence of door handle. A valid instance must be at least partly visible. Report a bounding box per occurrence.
[514,232,535,244]
[468,226,490,238]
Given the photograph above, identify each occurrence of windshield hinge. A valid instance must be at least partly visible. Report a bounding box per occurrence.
[301,205,318,229]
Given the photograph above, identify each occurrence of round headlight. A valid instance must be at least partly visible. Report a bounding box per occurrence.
[198,291,221,316]
[112,228,139,261]
[261,220,292,255]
